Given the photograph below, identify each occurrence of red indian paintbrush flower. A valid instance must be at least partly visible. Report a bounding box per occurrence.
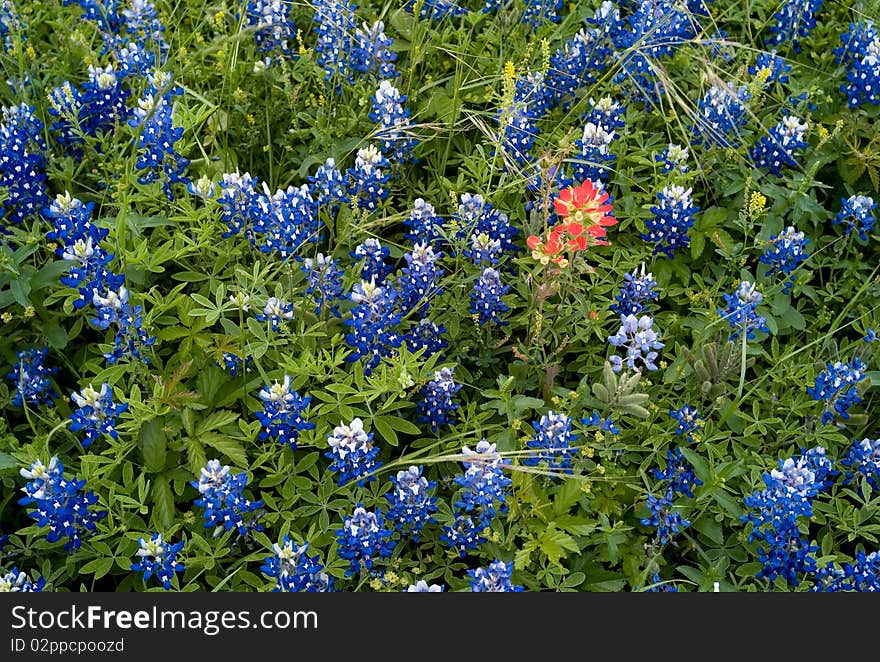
[527,180,618,267]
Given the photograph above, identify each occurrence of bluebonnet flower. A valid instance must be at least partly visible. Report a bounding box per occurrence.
[63,0,124,37]
[582,411,620,435]
[641,185,699,257]
[835,22,880,108]
[403,317,447,358]
[742,448,828,586]
[670,405,702,442]
[0,104,47,229]
[865,328,877,343]
[470,267,510,327]
[217,171,260,240]
[812,550,880,592]
[833,195,876,241]
[351,21,397,79]
[766,0,823,53]
[186,174,216,200]
[385,465,437,541]
[572,98,622,182]
[256,182,322,259]
[191,459,264,537]
[760,226,809,293]
[116,41,157,76]
[69,383,128,448]
[612,1,698,107]
[245,0,297,62]
[750,50,792,87]
[49,66,130,151]
[19,457,106,552]
[217,352,253,376]
[0,0,22,53]
[750,115,809,176]
[468,560,523,592]
[607,314,664,373]
[0,568,45,592]
[91,285,157,364]
[352,238,392,283]
[397,242,443,317]
[453,440,512,529]
[642,573,679,592]
[326,417,381,486]
[130,533,185,590]
[404,198,444,245]
[302,253,344,316]
[347,144,390,210]
[370,80,417,163]
[257,297,294,331]
[344,277,402,374]
[524,411,578,473]
[496,72,546,169]
[454,193,518,257]
[655,143,689,174]
[120,0,167,53]
[652,448,703,498]
[641,492,690,544]
[719,281,768,341]
[464,232,502,266]
[406,0,466,21]
[128,71,190,199]
[841,438,880,490]
[261,537,333,592]
[312,0,357,86]
[406,580,443,592]
[7,348,57,408]
[335,505,396,577]
[520,0,562,27]
[255,376,314,449]
[441,514,486,557]
[309,158,347,212]
[691,83,751,148]
[542,15,615,110]
[807,358,867,425]
[416,367,461,431]
[612,263,658,316]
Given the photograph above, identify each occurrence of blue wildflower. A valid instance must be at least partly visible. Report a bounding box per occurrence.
[255,376,314,449]
[404,198,444,245]
[70,383,128,448]
[453,439,512,529]
[351,20,398,79]
[0,568,45,592]
[612,263,658,316]
[302,253,344,316]
[191,459,264,537]
[370,80,417,163]
[607,313,664,373]
[385,465,437,541]
[691,83,751,148]
[749,115,809,176]
[807,358,867,425]
[344,277,402,374]
[347,144,390,211]
[652,448,703,498]
[261,537,334,592]
[468,560,523,592]
[641,185,699,257]
[441,514,486,557]
[719,281,768,341]
[835,21,880,108]
[256,297,294,332]
[750,50,792,87]
[130,533,185,590]
[841,438,880,490]
[397,242,443,318]
[0,104,47,229]
[245,0,297,62]
[325,417,381,486]
[759,226,809,293]
[352,238,392,283]
[19,457,107,552]
[833,195,876,241]
[670,405,702,442]
[766,0,823,53]
[335,505,396,577]
[406,580,443,592]
[470,267,510,327]
[641,492,690,545]
[655,143,689,174]
[7,348,57,408]
[403,317,447,358]
[416,367,461,432]
[524,411,578,474]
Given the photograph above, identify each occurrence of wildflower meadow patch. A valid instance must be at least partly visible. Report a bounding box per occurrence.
[0,0,879,594]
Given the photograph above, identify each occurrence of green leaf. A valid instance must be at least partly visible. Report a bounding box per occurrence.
[372,417,398,446]
[151,476,175,529]
[679,447,711,484]
[201,432,248,467]
[0,451,19,473]
[538,529,579,566]
[196,410,240,435]
[138,419,167,473]
[79,556,114,580]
